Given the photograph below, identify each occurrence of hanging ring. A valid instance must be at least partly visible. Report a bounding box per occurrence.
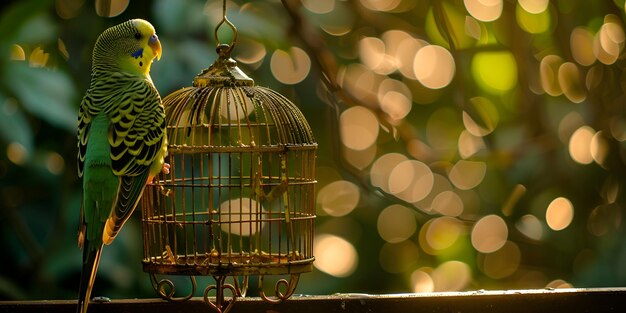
[215,16,238,55]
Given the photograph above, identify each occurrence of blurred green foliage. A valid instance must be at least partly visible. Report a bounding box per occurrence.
[1,0,626,301]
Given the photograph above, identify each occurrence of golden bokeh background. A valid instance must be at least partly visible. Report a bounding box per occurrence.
[1,0,626,299]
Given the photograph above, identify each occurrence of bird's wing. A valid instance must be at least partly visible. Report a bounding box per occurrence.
[103,75,165,243]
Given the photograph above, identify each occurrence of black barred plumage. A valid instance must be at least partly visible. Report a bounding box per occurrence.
[92,20,138,72]
[77,71,164,177]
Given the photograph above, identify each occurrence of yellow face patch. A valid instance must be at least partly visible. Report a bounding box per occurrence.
[132,19,161,60]
[119,19,161,76]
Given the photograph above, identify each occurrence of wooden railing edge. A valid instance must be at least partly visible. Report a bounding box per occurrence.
[2,288,625,313]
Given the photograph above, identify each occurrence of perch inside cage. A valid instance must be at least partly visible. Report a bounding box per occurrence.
[140,14,317,313]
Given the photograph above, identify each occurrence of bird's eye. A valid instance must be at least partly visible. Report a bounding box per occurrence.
[134,33,141,40]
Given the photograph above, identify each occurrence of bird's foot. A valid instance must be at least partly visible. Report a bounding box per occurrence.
[77,224,86,249]
[162,162,170,175]
[92,296,111,303]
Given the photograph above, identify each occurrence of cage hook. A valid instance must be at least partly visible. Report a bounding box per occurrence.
[214,0,238,55]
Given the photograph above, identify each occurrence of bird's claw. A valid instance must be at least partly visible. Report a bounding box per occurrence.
[162,163,170,175]
[92,296,111,303]
[78,224,86,249]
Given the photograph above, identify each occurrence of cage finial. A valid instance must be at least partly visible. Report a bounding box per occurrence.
[193,0,251,88]
[192,44,254,88]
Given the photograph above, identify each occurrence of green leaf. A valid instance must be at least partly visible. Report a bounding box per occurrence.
[13,13,57,45]
[5,62,77,132]
[0,94,34,154]
[0,0,54,48]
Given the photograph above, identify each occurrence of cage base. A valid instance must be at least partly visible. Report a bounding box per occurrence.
[149,272,301,313]
[143,253,313,276]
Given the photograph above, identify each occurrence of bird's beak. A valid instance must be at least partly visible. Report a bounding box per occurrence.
[149,34,162,61]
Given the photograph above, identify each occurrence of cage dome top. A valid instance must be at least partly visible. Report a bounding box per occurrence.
[163,44,316,149]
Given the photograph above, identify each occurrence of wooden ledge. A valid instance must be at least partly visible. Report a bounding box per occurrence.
[2,288,625,313]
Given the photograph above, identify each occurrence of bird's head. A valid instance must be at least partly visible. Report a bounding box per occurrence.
[92,19,162,77]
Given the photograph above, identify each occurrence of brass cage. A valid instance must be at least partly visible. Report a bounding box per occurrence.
[140,45,316,310]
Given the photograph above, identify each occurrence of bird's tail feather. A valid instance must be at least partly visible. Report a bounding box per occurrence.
[77,242,103,313]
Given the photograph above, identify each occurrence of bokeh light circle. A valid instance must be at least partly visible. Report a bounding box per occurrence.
[411,269,435,292]
[432,261,472,291]
[471,51,518,94]
[481,241,521,279]
[95,0,128,17]
[420,217,463,254]
[569,126,595,164]
[317,180,360,217]
[270,46,311,84]
[219,198,264,236]
[546,197,574,231]
[515,214,543,241]
[431,190,464,217]
[516,2,551,34]
[540,54,564,96]
[314,234,358,277]
[378,78,412,120]
[414,45,456,89]
[471,214,508,253]
[464,0,503,22]
[377,204,417,243]
[302,0,335,14]
[340,106,379,151]
[570,27,596,66]
[558,62,586,103]
[388,159,434,202]
[370,153,408,192]
[449,160,487,190]
[519,0,549,14]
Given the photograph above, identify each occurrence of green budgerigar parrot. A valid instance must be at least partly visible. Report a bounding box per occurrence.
[76,19,167,313]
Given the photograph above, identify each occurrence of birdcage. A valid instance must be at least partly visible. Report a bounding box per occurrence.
[139,14,316,313]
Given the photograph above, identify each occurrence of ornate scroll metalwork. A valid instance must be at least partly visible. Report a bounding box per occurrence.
[149,274,196,302]
[259,274,301,304]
